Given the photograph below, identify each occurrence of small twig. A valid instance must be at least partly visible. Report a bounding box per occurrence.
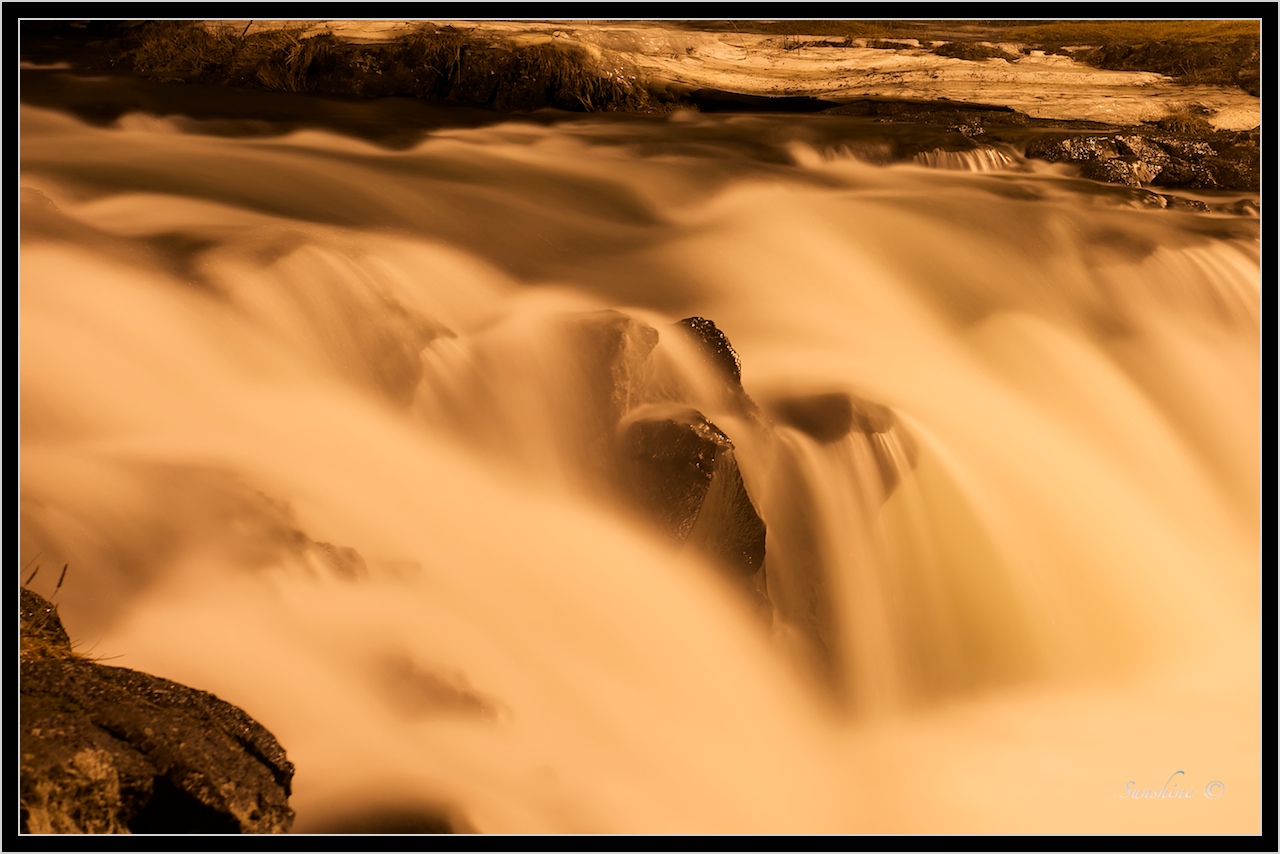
[24,565,40,587]
[23,552,43,574]
[240,20,254,39]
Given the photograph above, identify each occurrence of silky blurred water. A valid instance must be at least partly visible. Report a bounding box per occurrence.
[19,96,1261,833]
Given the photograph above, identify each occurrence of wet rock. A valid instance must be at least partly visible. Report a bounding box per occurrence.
[1080,157,1148,187]
[685,88,839,113]
[371,651,499,720]
[1132,190,1170,209]
[20,588,294,834]
[1164,196,1210,212]
[618,408,766,577]
[772,392,903,441]
[771,393,859,442]
[570,310,661,422]
[1025,134,1118,163]
[563,309,662,483]
[676,316,743,387]
[1229,198,1259,217]
[313,541,368,579]
[769,392,918,495]
[826,98,1030,127]
[1114,133,1168,164]
[1024,129,1258,192]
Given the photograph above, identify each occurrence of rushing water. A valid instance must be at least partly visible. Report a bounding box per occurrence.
[19,84,1261,834]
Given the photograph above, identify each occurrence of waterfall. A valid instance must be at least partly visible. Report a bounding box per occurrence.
[19,93,1260,833]
[913,146,1016,171]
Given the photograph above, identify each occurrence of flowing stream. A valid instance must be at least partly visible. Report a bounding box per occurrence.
[19,85,1261,833]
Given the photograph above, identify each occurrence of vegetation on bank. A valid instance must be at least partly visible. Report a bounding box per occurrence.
[990,20,1259,44]
[128,21,654,111]
[930,41,1017,62]
[115,19,1267,109]
[1080,37,1259,95]
[88,19,1268,111]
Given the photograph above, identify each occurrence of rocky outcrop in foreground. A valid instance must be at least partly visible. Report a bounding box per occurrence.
[20,588,295,834]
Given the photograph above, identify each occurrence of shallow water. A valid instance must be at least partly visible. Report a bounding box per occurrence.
[19,87,1261,834]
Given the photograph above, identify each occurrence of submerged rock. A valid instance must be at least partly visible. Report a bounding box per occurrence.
[20,588,295,834]
[770,392,919,495]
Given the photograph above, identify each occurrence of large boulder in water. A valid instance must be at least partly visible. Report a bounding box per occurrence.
[20,588,295,834]
[618,408,766,579]
[563,309,661,440]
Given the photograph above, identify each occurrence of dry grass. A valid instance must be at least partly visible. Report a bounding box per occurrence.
[995,20,1260,44]
[1081,36,1260,94]
[1155,110,1217,134]
[932,41,1015,62]
[669,20,920,39]
[996,21,1260,94]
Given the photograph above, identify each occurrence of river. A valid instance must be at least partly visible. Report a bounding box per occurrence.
[19,77,1261,833]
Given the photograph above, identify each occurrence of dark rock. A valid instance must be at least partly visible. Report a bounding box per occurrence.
[676,316,742,387]
[1229,198,1259,217]
[1024,129,1258,192]
[618,409,766,577]
[1164,195,1210,212]
[1080,157,1147,187]
[686,88,839,113]
[768,392,919,495]
[563,310,662,483]
[1114,134,1169,168]
[825,98,1031,128]
[1025,134,1118,163]
[1132,190,1170,209]
[771,392,904,441]
[20,589,294,834]
[1151,136,1217,161]
[21,587,71,651]
[771,393,858,443]
[570,310,661,420]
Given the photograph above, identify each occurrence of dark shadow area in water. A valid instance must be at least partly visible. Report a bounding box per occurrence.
[20,67,530,149]
[307,808,470,834]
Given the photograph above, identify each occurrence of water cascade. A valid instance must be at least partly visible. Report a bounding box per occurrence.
[19,96,1260,834]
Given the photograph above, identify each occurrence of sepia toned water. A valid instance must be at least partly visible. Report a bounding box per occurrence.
[19,95,1260,833]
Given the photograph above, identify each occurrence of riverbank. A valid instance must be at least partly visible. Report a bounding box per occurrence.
[20,19,1262,193]
[20,19,1262,128]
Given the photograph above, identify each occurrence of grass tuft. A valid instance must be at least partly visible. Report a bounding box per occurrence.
[1081,36,1260,94]
[1154,111,1216,134]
